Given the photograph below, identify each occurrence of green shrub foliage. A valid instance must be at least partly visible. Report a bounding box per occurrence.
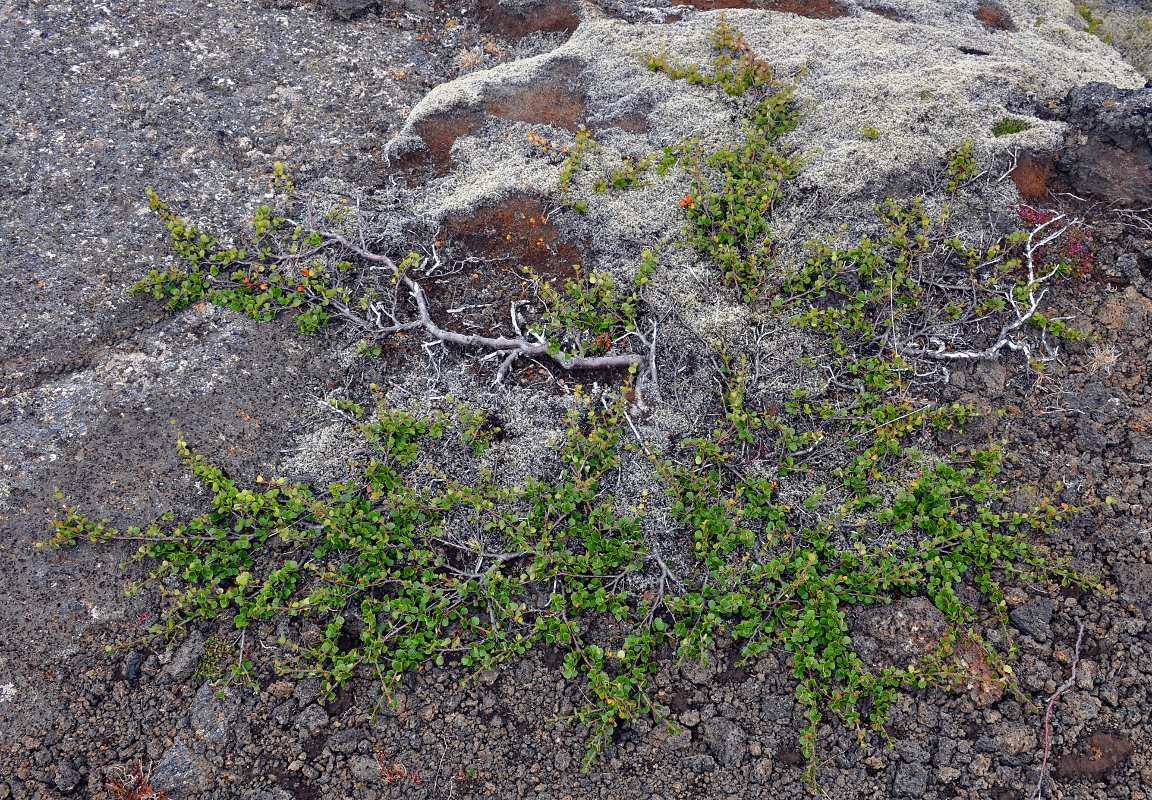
[46,16,1105,788]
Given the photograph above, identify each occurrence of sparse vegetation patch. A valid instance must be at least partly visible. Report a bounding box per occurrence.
[992,117,1031,137]
[42,16,1114,791]
[644,16,805,301]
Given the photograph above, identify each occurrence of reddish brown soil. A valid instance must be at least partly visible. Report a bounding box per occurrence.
[1010,152,1057,202]
[975,1,1015,31]
[610,113,649,133]
[476,0,580,40]
[394,60,589,182]
[1057,733,1135,781]
[427,193,583,341]
[484,60,589,131]
[671,0,849,18]
[443,194,582,278]
[391,109,485,182]
[863,6,904,20]
[424,193,594,387]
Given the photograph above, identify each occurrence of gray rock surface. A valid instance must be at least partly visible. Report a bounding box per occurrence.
[0,0,425,742]
[51,763,80,795]
[849,596,948,669]
[293,676,322,705]
[320,0,379,20]
[1114,562,1152,608]
[295,704,330,738]
[894,762,930,797]
[1009,597,1054,641]
[151,741,214,798]
[121,650,144,681]
[271,699,295,728]
[678,656,714,686]
[159,631,206,685]
[325,727,362,753]
[702,716,747,768]
[190,680,240,744]
[350,755,379,784]
[241,790,295,800]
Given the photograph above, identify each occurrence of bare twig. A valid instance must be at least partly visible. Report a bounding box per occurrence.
[620,403,652,457]
[647,317,660,401]
[494,350,519,385]
[894,215,1078,365]
[996,148,1020,183]
[1115,207,1152,232]
[298,227,646,377]
[642,545,683,627]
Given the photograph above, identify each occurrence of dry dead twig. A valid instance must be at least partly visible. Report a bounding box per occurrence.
[304,227,651,385]
[894,214,1079,365]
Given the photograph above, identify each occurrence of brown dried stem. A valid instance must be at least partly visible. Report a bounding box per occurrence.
[1034,617,1084,800]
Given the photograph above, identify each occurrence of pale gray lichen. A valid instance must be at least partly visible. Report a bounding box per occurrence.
[281,1,1139,573]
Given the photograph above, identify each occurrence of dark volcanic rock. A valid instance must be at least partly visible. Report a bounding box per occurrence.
[190,681,239,745]
[121,650,144,681]
[1009,597,1054,642]
[320,0,379,19]
[295,704,330,738]
[701,717,747,768]
[152,742,213,798]
[1113,562,1152,609]
[848,597,948,669]
[893,762,929,797]
[159,631,205,685]
[52,763,81,794]
[1059,83,1152,204]
[326,728,362,754]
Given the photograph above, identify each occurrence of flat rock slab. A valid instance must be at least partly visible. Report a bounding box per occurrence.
[190,680,240,744]
[1009,597,1054,641]
[702,716,747,768]
[151,742,214,799]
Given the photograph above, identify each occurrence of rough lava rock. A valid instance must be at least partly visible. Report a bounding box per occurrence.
[702,717,747,768]
[893,762,930,797]
[848,596,948,669]
[151,741,214,799]
[295,704,330,738]
[189,681,240,745]
[1059,83,1152,203]
[1113,562,1152,609]
[158,630,206,685]
[1009,597,1054,642]
[51,763,81,795]
[120,650,145,682]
